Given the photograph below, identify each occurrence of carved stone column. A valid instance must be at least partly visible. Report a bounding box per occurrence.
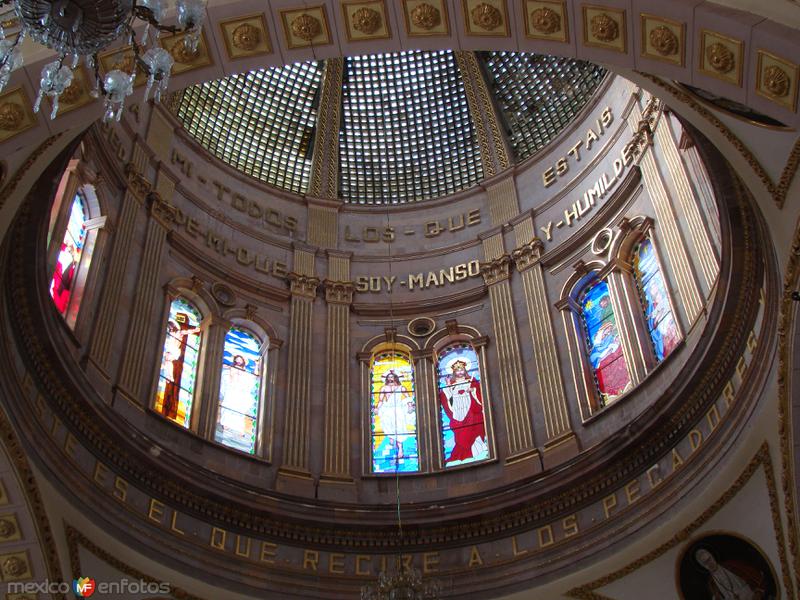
[85,146,149,381]
[196,315,232,441]
[480,252,539,468]
[627,97,703,325]
[115,190,176,407]
[411,348,437,472]
[318,276,355,499]
[277,246,320,495]
[511,237,578,467]
[603,261,649,385]
[656,114,719,291]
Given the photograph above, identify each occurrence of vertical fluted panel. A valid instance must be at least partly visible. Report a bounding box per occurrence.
[520,266,570,439]
[488,280,534,455]
[117,217,168,399]
[323,301,350,476]
[628,109,703,323]
[655,121,719,289]
[283,296,314,470]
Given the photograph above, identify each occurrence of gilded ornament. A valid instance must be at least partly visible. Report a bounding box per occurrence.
[170,40,200,64]
[111,54,135,74]
[0,103,25,131]
[59,77,84,105]
[231,22,261,51]
[410,2,440,30]
[0,519,15,538]
[649,25,678,57]
[351,6,381,34]
[763,65,790,98]
[471,3,502,31]
[291,14,322,41]
[530,6,560,34]
[2,556,24,577]
[706,42,735,74]
[590,13,619,42]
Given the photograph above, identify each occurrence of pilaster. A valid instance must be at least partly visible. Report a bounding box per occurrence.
[115,189,176,407]
[308,58,344,200]
[85,145,150,381]
[277,247,319,496]
[628,97,703,325]
[511,226,578,468]
[411,348,437,472]
[197,315,232,441]
[319,252,356,499]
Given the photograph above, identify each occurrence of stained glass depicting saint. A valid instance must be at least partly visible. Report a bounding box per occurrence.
[633,238,681,362]
[581,279,631,405]
[370,351,419,473]
[154,298,202,428]
[49,194,87,316]
[437,343,489,468]
[216,328,262,454]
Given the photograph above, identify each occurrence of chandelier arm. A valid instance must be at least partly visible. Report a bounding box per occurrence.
[131,5,180,33]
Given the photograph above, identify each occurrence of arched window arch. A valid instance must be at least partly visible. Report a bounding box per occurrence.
[632,237,681,362]
[154,297,203,428]
[578,278,632,407]
[215,326,264,454]
[369,349,419,473]
[49,191,87,318]
[435,342,489,468]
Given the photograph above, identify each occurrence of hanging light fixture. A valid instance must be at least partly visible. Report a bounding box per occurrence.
[361,103,440,598]
[0,0,205,121]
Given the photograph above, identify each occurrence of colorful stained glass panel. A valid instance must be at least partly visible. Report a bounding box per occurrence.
[216,328,262,454]
[370,351,418,473]
[634,239,680,361]
[437,343,489,468]
[154,298,202,428]
[580,279,631,405]
[49,194,87,316]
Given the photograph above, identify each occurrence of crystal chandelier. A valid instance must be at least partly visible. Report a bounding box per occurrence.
[0,0,205,121]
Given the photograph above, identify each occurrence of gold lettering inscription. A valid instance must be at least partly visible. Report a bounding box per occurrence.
[542,106,613,187]
[148,498,165,524]
[329,553,345,574]
[260,542,277,564]
[562,515,579,537]
[602,493,617,519]
[355,555,371,576]
[304,550,319,571]
[468,546,483,567]
[210,527,227,550]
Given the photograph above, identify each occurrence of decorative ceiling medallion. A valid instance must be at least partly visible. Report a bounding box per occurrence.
[342,0,391,41]
[98,46,147,87]
[0,551,31,581]
[0,514,20,541]
[219,14,272,59]
[0,88,35,142]
[582,5,626,52]
[640,14,684,66]
[47,66,93,116]
[524,0,568,42]
[756,50,799,111]
[699,30,743,86]
[462,0,510,37]
[280,6,332,49]
[402,0,449,36]
[161,31,213,75]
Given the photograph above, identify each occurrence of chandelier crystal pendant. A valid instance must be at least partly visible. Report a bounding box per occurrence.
[361,558,440,600]
[0,0,205,121]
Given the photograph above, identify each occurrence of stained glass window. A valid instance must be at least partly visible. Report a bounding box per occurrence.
[580,280,631,406]
[436,343,489,468]
[633,238,681,362]
[49,193,87,316]
[216,328,262,454]
[370,350,419,473]
[154,298,202,428]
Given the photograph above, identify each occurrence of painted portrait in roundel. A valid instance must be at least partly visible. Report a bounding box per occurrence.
[678,534,779,600]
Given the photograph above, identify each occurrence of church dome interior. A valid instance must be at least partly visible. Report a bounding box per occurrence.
[0,1,797,599]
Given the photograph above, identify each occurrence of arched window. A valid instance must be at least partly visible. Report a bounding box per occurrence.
[436,342,489,467]
[579,279,631,406]
[154,298,203,428]
[633,238,681,362]
[49,192,87,318]
[370,350,419,473]
[216,327,263,454]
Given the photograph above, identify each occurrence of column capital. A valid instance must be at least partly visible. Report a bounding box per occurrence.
[287,272,320,299]
[146,191,176,228]
[323,279,354,305]
[480,254,512,286]
[411,348,434,362]
[511,238,544,272]
[124,162,152,203]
